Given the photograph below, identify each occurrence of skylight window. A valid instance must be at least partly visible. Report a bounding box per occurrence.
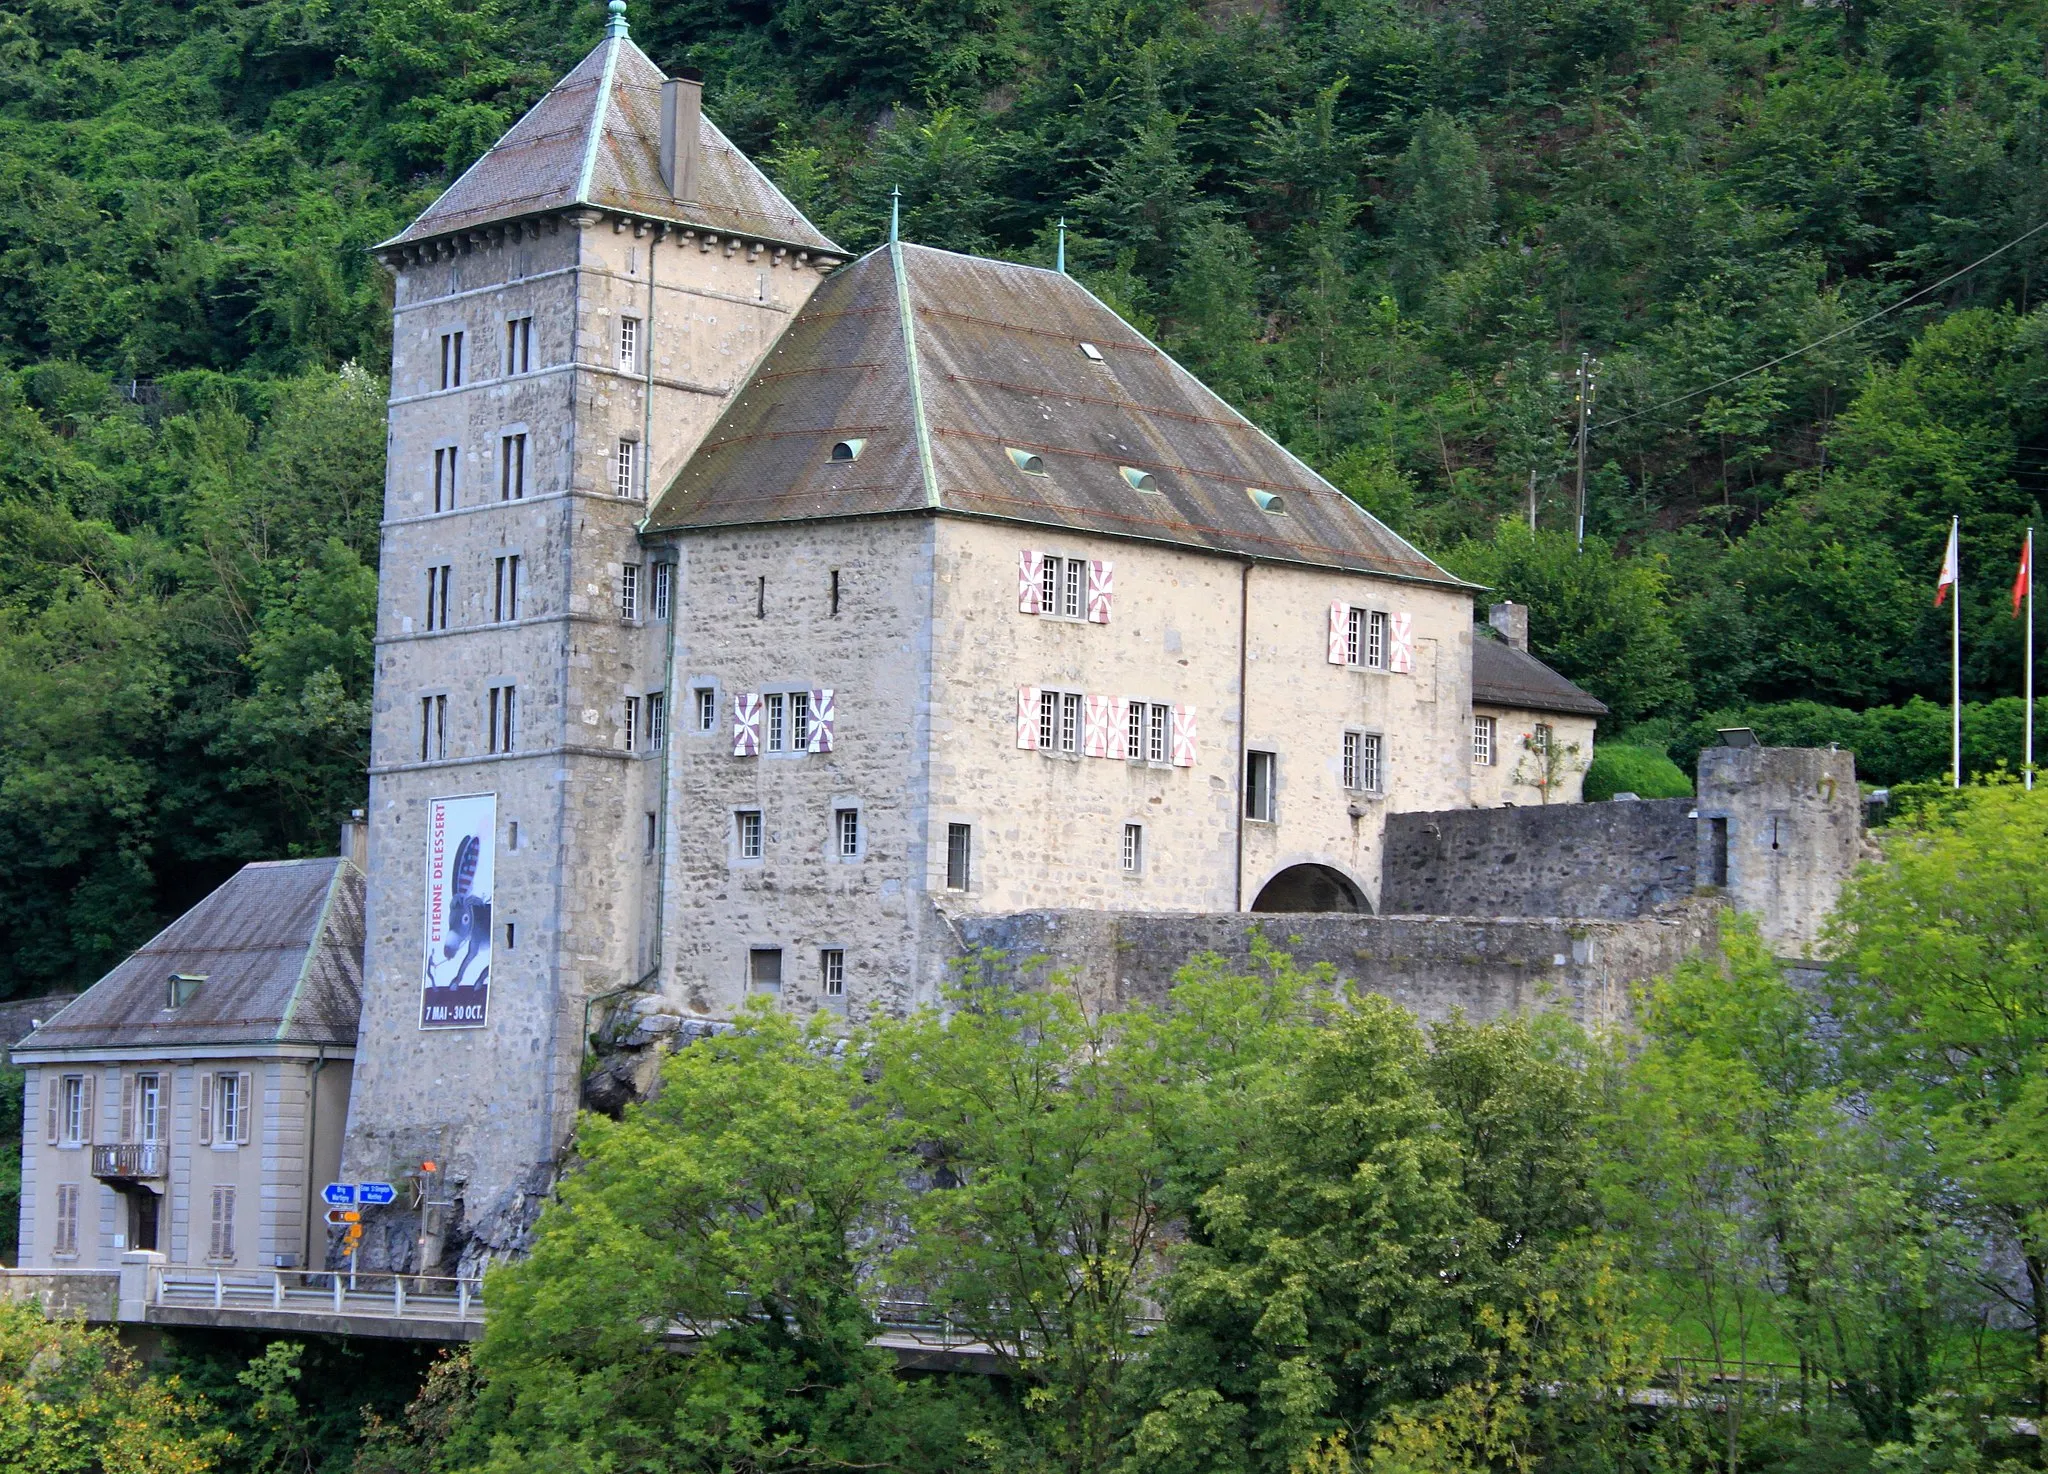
[1120,466,1158,492]
[1078,342,1104,362]
[1248,488,1286,514]
[1006,448,1047,476]
[830,438,866,461]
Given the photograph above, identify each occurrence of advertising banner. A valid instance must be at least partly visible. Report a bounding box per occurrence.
[421,793,494,1029]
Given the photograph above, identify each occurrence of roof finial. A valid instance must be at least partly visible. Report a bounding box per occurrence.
[1056,217,1066,274]
[890,185,901,244]
[605,0,628,37]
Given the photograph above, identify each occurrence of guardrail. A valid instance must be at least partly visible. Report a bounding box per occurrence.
[148,1265,484,1322]
[91,1143,166,1180]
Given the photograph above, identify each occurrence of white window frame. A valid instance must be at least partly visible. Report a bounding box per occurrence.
[1036,554,1088,621]
[1246,750,1277,822]
[621,563,640,622]
[646,691,665,751]
[616,438,638,499]
[1473,715,1495,766]
[495,554,521,622]
[820,948,846,997]
[214,1072,243,1149]
[1343,730,1361,791]
[765,692,787,753]
[835,806,860,860]
[624,695,641,753]
[136,1071,161,1144]
[736,809,764,862]
[1358,731,1385,793]
[619,315,641,372]
[652,562,674,621]
[1147,703,1170,765]
[1121,822,1143,875]
[60,1074,86,1146]
[692,685,717,734]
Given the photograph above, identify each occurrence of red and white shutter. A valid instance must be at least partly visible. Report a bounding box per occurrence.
[809,689,835,752]
[1170,705,1197,767]
[1082,695,1111,757]
[1016,686,1041,749]
[1388,611,1414,674]
[1086,561,1114,623]
[1106,697,1128,759]
[1327,601,1348,664]
[1018,550,1043,613]
[732,693,763,756]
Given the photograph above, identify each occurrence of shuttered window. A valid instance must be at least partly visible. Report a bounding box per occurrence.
[209,1186,236,1261]
[54,1184,80,1256]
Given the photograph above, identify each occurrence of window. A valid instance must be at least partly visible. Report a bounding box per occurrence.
[59,1074,87,1146]
[504,316,532,375]
[737,809,763,861]
[208,1185,235,1261]
[439,330,464,389]
[1126,701,1145,763]
[134,1073,161,1143]
[54,1183,79,1256]
[618,316,640,372]
[214,1073,243,1147]
[765,692,786,753]
[623,695,641,752]
[168,974,203,1008]
[646,691,665,750]
[433,446,460,512]
[790,690,811,753]
[425,565,451,631]
[1036,555,1085,619]
[836,807,860,859]
[1532,723,1553,756]
[829,569,840,616]
[749,947,782,994]
[1343,731,1382,792]
[1345,607,1387,669]
[645,811,658,854]
[820,948,845,996]
[1121,823,1143,874]
[652,563,673,620]
[505,922,517,949]
[1148,703,1169,765]
[420,694,447,761]
[616,438,637,498]
[1343,731,1360,791]
[495,555,521,622]
[945,823,972,890]
[500,432,527,500]
[1036,689,1081,755]
[1246,750,1276,821]
[1473,715,1495,766]
[694,687,716,733]
[488,686,517,754]
[621,563,640,621]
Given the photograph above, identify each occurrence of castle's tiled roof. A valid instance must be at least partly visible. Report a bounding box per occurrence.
[15,859,363,1054]
[382,31,837,254]
[644,243,1463,583]
[1471,630,1609,717]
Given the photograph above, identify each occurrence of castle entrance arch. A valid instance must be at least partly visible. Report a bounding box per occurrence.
[1250,863,1368,914]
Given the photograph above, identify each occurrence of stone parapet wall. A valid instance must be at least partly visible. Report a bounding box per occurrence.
[951,901,1721,1028]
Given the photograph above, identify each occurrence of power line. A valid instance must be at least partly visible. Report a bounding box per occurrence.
[1596,215,2048,433]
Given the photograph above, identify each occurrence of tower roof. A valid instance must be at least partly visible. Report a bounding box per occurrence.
[645,243,1462,584]
[382,27,838,254]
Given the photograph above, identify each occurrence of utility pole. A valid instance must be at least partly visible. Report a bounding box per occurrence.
[1528,465,1538,531]
[1573,351,1598,549]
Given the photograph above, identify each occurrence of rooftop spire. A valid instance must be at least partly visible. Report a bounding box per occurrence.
[605,0,628,38]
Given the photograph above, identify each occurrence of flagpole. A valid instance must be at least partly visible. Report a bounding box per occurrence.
[1952,515,1962,790]
[2028,526,2035,790]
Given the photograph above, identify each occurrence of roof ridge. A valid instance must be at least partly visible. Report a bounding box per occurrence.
[274,860,349,1042]
[892,241,941,510]
[574,35,624,207]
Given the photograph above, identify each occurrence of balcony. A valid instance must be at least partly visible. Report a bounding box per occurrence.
[91,1143,166,1181]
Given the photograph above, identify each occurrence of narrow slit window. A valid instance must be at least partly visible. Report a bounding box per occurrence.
[621,563,640,622]
[500,433,527,500]
[439,331,464,390]
[623,696,641,752]
[652,562,673,620]
[1121,823,1143,874]
[1246,750,1276,821]
[433,446,459,512]
[495,555,521,622]
[504,316,532,375]
[616,438,637,498]
[425,565,451,631]
[945,823,971,890]
[420,694,447,761]
[487,685,518,754]
[646,691,665,750]
[619,316,640,372]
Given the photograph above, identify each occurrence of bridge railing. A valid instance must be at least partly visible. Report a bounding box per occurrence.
[148,1264,484,1322]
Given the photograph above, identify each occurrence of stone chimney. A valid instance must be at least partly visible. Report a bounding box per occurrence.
[661,73,702,204]
[338,808,369,871]
[1489,601,1529,652]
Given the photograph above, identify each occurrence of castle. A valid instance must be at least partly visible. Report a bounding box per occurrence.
[17,14,1861,1282]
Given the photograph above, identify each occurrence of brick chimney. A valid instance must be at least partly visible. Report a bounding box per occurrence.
[661,73,702,204]
[1489,601,1529,652]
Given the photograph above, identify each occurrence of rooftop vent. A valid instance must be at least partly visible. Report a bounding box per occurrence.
[1247,488,1286,514]
[1078,342,1104,362]
[830,438,866,462]
[167,973,206,1009]
[1006,447,1047,476]
[1119,466,1158,492]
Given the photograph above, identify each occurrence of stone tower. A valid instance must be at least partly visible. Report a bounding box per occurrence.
[339,2,840,1269]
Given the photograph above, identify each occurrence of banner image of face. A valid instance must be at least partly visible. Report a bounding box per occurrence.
[421,793,495,1029]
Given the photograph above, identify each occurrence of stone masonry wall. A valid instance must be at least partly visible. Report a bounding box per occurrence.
[1380,798,1701,918]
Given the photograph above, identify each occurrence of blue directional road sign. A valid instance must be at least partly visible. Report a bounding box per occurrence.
[321,1183,357,1207]
[357,1182,398,1206]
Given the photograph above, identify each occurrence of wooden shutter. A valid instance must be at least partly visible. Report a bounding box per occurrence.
[809,689,835,753]
[1086,561,1114,623]
[78,1074,94,1146]
[1106,698,1129,760]
[197,1072,213,1146]
[1170,706,1197,767]
[1388,611,1414,674]
[236,1072,253,1144]
[1082,695,1111,757]
[1015,686,1040,750]
[731,693,762,757]
[44,1075,58,1145]
[1327,601,1347,664]
[121,1074,135,1145]
[210,1186,233,1261]
[1017,550,1042,613]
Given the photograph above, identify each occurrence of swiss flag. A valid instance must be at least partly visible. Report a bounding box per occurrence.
[1935,520,1959,608]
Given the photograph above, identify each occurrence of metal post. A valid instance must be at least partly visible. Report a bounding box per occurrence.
[334,1274,344,1313]
[459,1277,470,1318]
[272,1273,283,1310]
[395,1277,406,1316]
[2027,527,2034,789]
[213,1272,223,1309]
[1953,516,1963,789]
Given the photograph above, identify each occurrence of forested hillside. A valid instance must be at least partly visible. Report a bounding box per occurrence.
[3,0,2045,993]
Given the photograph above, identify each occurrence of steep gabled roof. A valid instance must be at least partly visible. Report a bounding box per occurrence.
[644,243,1464,584]
[1471,630,1609,718]
[382,23,837,254]
[16,859,364,1054]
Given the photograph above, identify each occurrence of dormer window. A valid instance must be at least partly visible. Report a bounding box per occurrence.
[1006,448,1047,475]
[1119,466,1157,492]
[168,974,206,1009]
[830,438,866,462]
[1078,342,1104,362]
[1248,488,1286,514]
